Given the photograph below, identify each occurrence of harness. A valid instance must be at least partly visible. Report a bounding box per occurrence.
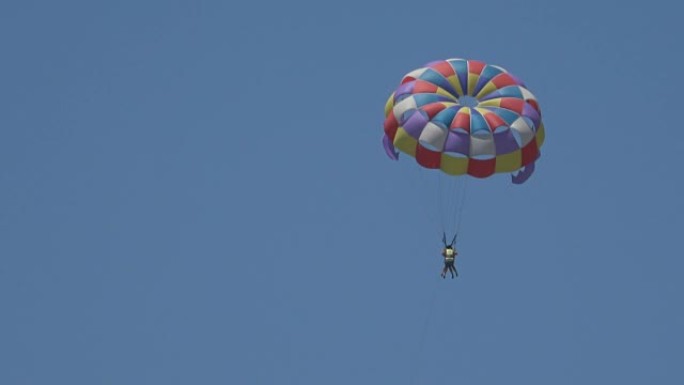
[444,248,455,263]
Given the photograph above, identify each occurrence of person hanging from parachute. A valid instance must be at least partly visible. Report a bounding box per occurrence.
[440,233,458,278]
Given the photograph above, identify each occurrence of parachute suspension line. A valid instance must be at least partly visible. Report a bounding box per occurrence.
[437,173,468,245]
[446,175,460,238]
[437,171,446,237]
[452,175,469,240]
[411,166,468,243]
[408,277,441,385]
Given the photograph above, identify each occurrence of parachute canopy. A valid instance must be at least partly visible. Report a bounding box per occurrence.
[383,59,544,184]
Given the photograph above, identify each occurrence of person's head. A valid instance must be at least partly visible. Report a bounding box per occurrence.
[445,245,453,250]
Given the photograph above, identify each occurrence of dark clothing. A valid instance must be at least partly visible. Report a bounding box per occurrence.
[441,260,458,278]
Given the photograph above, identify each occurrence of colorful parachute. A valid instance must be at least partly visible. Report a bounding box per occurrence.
[383,59,544,183]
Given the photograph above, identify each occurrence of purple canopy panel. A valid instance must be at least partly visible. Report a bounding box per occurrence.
[383,134,399,160]
[493,130,519,154]
[522,103,541,128]
[394,82,415,101]
[511,161,535,184]
[479,89,503,101]
[443,131,470,156]
[402,111,429,139]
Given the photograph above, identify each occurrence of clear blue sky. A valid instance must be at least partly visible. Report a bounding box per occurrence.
[1,0,683,384]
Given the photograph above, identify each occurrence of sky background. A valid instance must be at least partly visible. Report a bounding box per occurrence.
[1,0,683,384]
